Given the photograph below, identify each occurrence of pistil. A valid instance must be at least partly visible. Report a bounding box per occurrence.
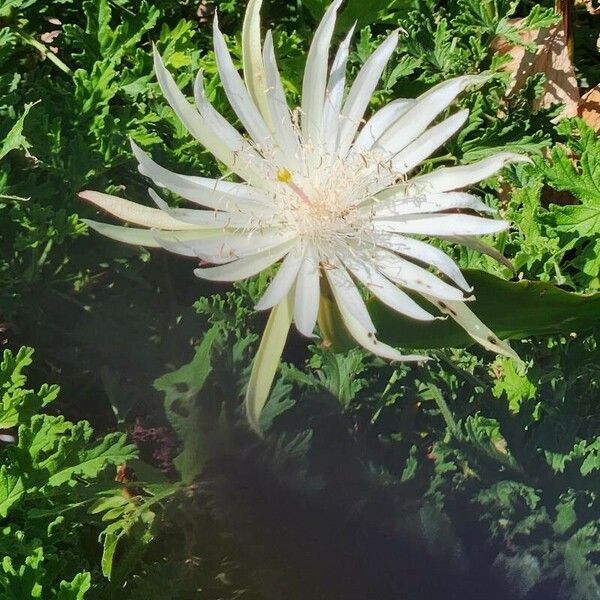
[277,168,312,205]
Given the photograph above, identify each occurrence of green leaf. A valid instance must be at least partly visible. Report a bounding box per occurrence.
[56,572,91,600]
[337,0,412,29]
[313,349,368,409]
[0,466,24,518]
[14,415,137,490]
[544,120,600,237]
[561,523,600,600]
[369,270,600,350]
[154,325,221,482]
[0,102,36,161]
[491,357,537,413]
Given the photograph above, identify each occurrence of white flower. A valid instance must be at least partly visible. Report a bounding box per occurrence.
[81,0,526,430]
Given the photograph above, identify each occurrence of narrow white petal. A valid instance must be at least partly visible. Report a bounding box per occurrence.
[194,239,295,281]
[335,299,428,362]
[245,292,294,434]
[262,31,303,171]
[391,109,469,174]
[322,25,356,156]
[342,253,435,321]
[411,152,531,193]
[374,248,466,300]
[153,47,270,188]
[131,141,272,215]
[370,191,495,219]
[255,244,305,310]
[294,246,320,336]
[301,0,343,148]
[423,294,521,361]
[213,17,274,150]
[376,234,471,291]
[147,188,252,228]
[83,219,163,247]
[337,30,399,156]
[79,190,197,230]
[325,257,376,333]
[374,75,486,156]
[374,214,509,236]
[353,99,415,151]
[442,235,515,272]
[242,0,272,126]
[156,230,294,262]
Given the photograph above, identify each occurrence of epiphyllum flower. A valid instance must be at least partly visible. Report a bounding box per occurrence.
[81,0,526,431]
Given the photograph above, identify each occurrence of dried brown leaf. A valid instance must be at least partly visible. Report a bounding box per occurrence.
[492,19,580,119]
[577,0,600,15]
[578,85,600,132]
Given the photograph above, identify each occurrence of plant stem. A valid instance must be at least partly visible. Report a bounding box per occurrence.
[428,384,462,441]
[16,31,73,76]
[555,0,575,59]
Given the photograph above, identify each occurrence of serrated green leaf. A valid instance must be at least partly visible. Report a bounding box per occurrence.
[56,572,91,600]
[0,466,24,518]
[544,121,600,237]
[0,102,36,161]
[154,325,221,482]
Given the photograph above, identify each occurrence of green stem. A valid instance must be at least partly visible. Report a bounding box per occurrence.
[16,31,73,76]
[428,384,461,441]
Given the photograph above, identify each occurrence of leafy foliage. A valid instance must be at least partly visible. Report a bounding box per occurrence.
[3,0,600,598]
[0,347,136,596]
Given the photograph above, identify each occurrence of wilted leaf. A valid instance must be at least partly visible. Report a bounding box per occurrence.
[578,0,600,15]
[578,85,600,132]
[493,19,579,118]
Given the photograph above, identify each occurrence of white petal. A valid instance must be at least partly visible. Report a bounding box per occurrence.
[370,190,495,219]
[353,99,415,151]
[322,25,356,156]
[423,294,521,361]
[213,17,274,151]
[325,257,376,333]
[146,188,252,228]
[262,31,303,171]
[410,152,531,193]
[374,248,465,300]
[376,233,471,291]
[301,0,343,148]
[374,75,486,156]
[156,230,295,262]
[294,245,320,336]
[241,0,272,126]
[79,190,197,230]
[131,141,272,215]
[153,47,271,188]
[337,30,399,156]
[374,214,509,236]
[391,109,469,174]
[335,298,428,362]
[194,239,296,281]
[442,235,515,273]
[255,244,305,310]
[342,253,435,321]
[245,292,294,434]
[83,219,163,247]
